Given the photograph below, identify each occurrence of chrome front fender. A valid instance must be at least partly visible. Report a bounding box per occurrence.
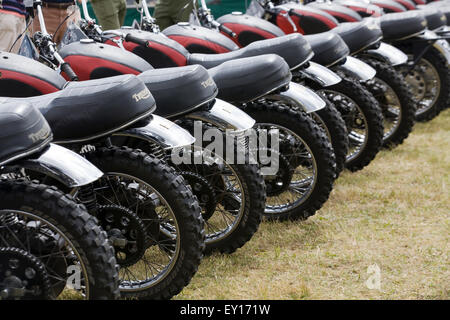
[13,144,103,188]
[365,42,408,66]
[185,99,256,133]
[113,114,195,150]
[335,56,377,81]
[433,39,450,65]
[299,61,342,87]
[266,82,326,113]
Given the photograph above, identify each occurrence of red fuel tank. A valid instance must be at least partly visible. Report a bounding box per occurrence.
[0,51,65,97]
[58,39,151,81]
[307,2,364,23]
[334,0,384,17]
[370,0,408,13]
[391,0,417,10]
[163,23,239,54]
[216,12,285,46]
[108,29,190,68]
[264,3,339,34]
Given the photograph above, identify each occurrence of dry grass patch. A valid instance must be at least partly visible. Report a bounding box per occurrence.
[176,109,450,300]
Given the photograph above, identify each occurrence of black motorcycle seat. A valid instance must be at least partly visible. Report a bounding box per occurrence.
[188,33,313,71]
[0,75,155,143]
[305,32,350,67]
[421,4,450,26]
[379,11,427,41]
[207,54,291,103]
[331,20,383,55]
[420,8,447,31]
[0,102,52,165]
[137,64,218,118]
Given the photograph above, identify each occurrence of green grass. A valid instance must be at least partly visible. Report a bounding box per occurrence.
[175,109,450,300]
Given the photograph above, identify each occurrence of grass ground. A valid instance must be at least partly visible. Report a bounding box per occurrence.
[176,109,450,300]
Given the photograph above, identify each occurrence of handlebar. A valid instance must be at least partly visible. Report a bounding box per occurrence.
[204,11,236,38]
[124,33,150,47]
[200,0,208,10]
[60,62,79,81]
[218,24,237,38]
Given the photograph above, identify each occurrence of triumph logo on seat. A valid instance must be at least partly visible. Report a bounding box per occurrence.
[201,78,215,88]
[132,88,151,102]
[28,124,51,143]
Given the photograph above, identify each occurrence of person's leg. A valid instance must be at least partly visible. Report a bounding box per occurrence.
[172,0,193,24]
[0,11,26,53]
[154,0,193,30]
[116,0,127,27]
[90,0,121,30]
[154,0,175,30]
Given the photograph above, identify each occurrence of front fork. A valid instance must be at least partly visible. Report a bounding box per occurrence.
[77,184,98,215]
[399,30,450,73]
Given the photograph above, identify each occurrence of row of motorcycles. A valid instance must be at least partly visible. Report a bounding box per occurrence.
[0,0,448,299]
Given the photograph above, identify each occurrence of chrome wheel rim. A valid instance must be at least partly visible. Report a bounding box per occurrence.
[257,123,318,215]
[176,146,245,245]
[85,173,180,292]
[367,77,402,142]
[401,56,440,117]
[322,90,369,163]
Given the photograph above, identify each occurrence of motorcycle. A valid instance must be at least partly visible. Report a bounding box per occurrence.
[0,101,119,299]
[1,13,210,296]
[77,0,338,222]
[0,72,206,299]
[391,0,450,112]
[129,0,348,179]
[278,0,418,149]
[9,0,267,257]
[422,1,450,29]
[159,0,384,173]
[333,0,450,120]
[211,0,414,151]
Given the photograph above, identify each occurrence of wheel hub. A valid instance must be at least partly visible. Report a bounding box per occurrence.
[0,247,51,300]
[399,57,440,116]
[404,68,426,101]
[263,150,294,197]
[97,205,147,268]
[181,171,217,221]
[279,132,310,168]
[8,219,69,297]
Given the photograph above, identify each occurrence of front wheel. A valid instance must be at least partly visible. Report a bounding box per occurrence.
[171,121,266,255]
[244,100,336,221]
[308,78,384,172]
[310,96,349,178]
[395,45,450,121]
[0,179,120,300]
[83,146,205,300]
[361,57,416,148]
